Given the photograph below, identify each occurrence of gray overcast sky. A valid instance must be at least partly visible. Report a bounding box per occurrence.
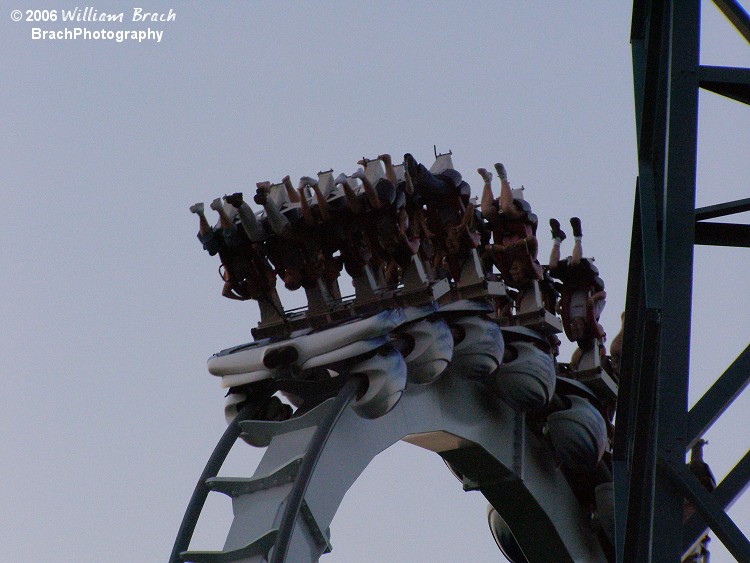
[2,2,749,561]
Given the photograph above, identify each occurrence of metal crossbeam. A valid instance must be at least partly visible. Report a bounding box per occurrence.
[683,449,750,552]
[712,0,750,43]
[658,455,750,562]
[695,198,750,220]
[699,65,750,105]
[694,222,750,247]
[688,345,750,447]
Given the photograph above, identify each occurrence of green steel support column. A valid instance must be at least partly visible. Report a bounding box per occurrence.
[609,0,750,559]
[620,1,703,560]
[650,2,701,561]
[619,2,670,559]
[620,0,750,554]
[613,185,646,559]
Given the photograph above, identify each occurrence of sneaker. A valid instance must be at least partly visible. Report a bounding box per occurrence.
[570,217,582,238]
[494,163,507,181]
[550,218,567,241]
[277,404,293,421]
[350,168,365,181]
[477,168,492,183]
[262,396,293,421]
[403,153,419,179]
[189,202,204,214]
[224,192,244,208]
[254,189,268,206]
[210,197,224,211]
[335,173,349,186]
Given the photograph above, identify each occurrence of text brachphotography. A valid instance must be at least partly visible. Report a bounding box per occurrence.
[32,27,164,43]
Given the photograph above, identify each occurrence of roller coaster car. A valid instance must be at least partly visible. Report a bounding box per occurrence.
[495,265,562,335]
[258,183,343,322]
[442,250,508,304]
[562,344,619,405]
